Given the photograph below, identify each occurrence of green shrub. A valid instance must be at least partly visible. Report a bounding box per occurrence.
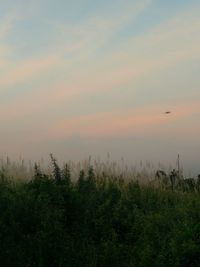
[0,160,200,266]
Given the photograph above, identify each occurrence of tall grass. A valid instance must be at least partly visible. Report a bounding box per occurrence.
[0,155,183,184]
[0,155,199,266]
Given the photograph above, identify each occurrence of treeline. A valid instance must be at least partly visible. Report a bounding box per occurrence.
[0,156,200,266]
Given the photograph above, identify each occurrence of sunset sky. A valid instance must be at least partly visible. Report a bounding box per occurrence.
[0,0,200,174]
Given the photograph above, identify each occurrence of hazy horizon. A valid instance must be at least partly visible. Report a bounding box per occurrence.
[0,0,199,175]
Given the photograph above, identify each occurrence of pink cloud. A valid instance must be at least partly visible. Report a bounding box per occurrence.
[0,55,61,89]
[46,101,200,140]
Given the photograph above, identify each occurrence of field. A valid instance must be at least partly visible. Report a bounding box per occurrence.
[0,156,200,266]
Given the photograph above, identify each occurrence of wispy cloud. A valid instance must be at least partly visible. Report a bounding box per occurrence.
[4,0,199,96]
[0,2,199,108]
[54,0,152,50]
[46,101,200,140]
[0,0,152,91]
[0,12,19,40]
[0,55,62,89]
[40,3,200,104]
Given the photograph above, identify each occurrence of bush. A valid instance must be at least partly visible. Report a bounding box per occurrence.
[0,160,200,266]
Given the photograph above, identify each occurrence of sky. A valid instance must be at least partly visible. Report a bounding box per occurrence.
[0,0,200,174]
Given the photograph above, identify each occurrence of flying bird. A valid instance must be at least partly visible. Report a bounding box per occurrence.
[164,111,171,114]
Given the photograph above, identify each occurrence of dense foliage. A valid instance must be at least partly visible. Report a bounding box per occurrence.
[0,158,200,266]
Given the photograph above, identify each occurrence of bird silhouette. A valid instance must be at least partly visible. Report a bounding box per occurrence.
[164,111,171,114]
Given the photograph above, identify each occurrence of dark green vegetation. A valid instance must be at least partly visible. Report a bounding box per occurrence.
[1,157,200,267]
